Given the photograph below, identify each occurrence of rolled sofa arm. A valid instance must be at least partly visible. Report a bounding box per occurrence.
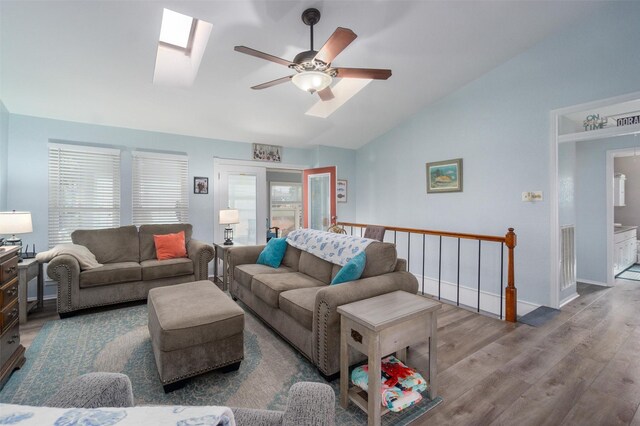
[46,372,134,408]
[282,382,335,426]
[187,239,215,281]
[47,254,81,314]
[227,245,265,284]
[313,271,419,375]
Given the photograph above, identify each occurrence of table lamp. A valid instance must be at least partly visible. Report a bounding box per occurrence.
[219,209,240,245]
[0,210,33,247]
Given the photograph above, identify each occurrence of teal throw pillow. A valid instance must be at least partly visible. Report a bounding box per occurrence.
[257,237,288,268]
[331,251,367,285]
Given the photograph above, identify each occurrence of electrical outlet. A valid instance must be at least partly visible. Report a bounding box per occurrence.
[522,192,532,201]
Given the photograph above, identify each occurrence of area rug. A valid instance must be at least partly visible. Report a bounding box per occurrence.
[617,263,640,282]
[0,303,442,425]
[518,306,561,327]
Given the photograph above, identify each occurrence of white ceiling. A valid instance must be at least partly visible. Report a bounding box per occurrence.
[0,1,605,149]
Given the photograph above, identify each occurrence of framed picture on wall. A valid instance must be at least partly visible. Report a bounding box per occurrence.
[194,177,209,194]
[337,179,348,203]
[253,143,282,162]
[426,158,463,193]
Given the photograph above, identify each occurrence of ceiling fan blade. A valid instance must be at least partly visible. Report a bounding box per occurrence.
[234,46,293,67]
[314,27,357,64]
[317,87,335,101]
[251,75,294,90]
[334,68,392,80]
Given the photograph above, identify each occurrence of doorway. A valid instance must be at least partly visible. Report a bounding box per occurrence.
[214,159,337,244]
[551,91,640,308]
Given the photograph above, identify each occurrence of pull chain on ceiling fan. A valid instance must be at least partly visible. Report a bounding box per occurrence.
[234,8,392,102]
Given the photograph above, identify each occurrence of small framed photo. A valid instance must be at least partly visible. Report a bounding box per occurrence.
[337,179,348,203]
[194,177,209,194]
[253,143,282,162]
[426,158,463,193]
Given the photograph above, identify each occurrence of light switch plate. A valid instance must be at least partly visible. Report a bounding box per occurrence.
[531,191,543,201]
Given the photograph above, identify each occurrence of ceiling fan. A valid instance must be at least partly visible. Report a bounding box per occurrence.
[235,8,392,101]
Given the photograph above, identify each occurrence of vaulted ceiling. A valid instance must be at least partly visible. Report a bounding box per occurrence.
[0,1,604,149]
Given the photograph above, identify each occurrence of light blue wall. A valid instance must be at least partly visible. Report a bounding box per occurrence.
[314,145,357,222]
[355,2,640,306]
[0,101,8,211]
[7,114,315,253]
[575,135,640,284]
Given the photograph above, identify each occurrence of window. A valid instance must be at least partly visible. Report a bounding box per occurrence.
[132,152,188,226]
[159,9,196,51]
[48,143,121,247]
[270,182,302,237]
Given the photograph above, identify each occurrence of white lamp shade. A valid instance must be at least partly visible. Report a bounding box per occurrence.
[0,211,33,234]
[292,71,332,93]
[219,209,240,225]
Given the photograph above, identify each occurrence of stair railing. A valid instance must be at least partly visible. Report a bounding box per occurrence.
[337,222,517,322]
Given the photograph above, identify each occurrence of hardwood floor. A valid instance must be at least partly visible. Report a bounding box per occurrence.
[16,280,640,425]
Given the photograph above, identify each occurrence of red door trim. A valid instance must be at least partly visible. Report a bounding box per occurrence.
[302,166,337,229]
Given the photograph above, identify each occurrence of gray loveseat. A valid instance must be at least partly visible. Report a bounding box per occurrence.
[47,224,214,317]
[228,239,419,377]
[42,372,335,426]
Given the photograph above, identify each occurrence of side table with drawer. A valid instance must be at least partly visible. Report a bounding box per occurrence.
[0,246,26,390]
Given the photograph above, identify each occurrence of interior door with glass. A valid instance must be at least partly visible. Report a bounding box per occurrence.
[217,165,267,245]
[303,166,336,230]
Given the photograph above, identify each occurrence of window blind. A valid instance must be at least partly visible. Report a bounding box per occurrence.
[132,152,189,225]
[48,144,121,248]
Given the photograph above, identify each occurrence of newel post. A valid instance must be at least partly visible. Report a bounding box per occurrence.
[505,228,517,322]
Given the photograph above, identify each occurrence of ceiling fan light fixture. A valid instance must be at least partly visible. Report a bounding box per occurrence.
[292,71,332,94]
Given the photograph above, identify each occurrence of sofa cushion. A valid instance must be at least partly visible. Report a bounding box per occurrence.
[279,286,324,330]
[141,258,193,281]
[281,244,301,271]
[79,262,142,288]
[251,272,325,308]
[332,251,367,285]
[361,242,398,278]
[234,264,294,289]
[331,263,341,281]
[257,237,288,268]
[298,251,333,284]
[153,231,187,260]
[72,225,139,264]
[139,224,193,262]
[148,281,244,351]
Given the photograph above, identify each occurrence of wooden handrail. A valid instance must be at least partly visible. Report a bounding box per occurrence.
[337,222,507,243]
[337,221,518,322]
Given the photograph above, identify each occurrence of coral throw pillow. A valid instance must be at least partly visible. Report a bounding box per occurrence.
[154,231,187,260]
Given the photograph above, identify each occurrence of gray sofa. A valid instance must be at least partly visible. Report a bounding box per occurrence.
[47,224,214,317]
[228,240,419,377]
[45,372,335,426]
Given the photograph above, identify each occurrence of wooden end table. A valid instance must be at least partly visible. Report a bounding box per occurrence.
[213,242,244,291]
[17,258,44,324]
[338,290,441,426]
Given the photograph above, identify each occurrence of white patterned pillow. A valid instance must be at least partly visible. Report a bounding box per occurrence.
[0,404,235,426]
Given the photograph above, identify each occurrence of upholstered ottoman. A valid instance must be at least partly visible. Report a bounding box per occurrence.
[148,280,244,392]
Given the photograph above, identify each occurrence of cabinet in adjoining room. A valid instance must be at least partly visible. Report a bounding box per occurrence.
[614,227,637,275]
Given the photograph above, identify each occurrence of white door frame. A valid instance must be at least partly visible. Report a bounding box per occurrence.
[213,158,309,243]
[549,90,640,308]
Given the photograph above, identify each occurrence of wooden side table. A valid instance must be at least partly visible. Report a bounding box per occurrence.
[338,291,441,426]
[213,242,244,291]
[17,258,44,324]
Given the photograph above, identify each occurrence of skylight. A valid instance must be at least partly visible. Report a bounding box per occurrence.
[153,9,212,88]
[159,9,195,50]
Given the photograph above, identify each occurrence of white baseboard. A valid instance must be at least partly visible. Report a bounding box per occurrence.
[559,292,580,308]
[411,274,540,318]
[577,278,609,287]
